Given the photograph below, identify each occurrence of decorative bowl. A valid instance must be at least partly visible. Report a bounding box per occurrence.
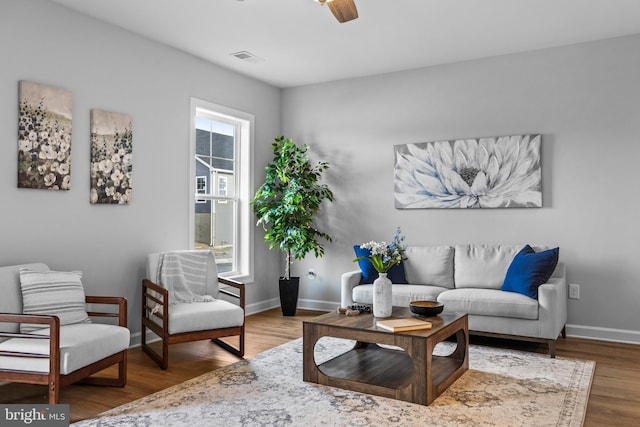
[409,300,444,317]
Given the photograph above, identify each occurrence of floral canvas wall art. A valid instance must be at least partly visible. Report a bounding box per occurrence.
[394,134,542,209]
[18,81,72,190]
[90,109,133,204]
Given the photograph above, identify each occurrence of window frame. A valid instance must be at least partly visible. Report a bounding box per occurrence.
[189,97,254,282]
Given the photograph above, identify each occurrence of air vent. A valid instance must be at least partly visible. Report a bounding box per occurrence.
[230,51,264,64]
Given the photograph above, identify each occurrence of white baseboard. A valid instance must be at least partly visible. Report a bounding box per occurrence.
[249,298,335,313]
[129,331,154,348]
[566,323,640,345]
[296,298,338,312]
[246,298,281,315]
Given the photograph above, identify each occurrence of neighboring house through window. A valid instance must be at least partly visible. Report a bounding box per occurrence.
[190,98,253,280]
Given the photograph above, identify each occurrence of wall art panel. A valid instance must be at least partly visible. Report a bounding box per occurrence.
[90,109,133,204]
[394,134,542,209]
[18,80,72,190]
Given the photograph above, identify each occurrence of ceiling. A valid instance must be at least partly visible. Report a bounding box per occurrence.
[49,0,640,88]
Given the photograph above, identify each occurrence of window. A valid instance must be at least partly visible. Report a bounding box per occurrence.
[195,176,207,203]
[190,98,253,281]
[218,176,228,203]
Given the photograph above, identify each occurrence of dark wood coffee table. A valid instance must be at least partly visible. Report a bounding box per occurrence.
[303,307,468,405]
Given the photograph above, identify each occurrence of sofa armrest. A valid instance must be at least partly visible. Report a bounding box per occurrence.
[537,262,567,339]
[341,270,362,307]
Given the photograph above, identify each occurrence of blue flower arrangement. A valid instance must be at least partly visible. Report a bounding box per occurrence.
[353,227,407,273]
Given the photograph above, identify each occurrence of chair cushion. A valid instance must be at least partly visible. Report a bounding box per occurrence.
[19,269,91,332]
[353,284,449,307]
[153,300,244,335]
[0,323,130,375]
[438,288,539,320]
[353,245,407,284]
[501,245,560,299]
[403,246,454,288]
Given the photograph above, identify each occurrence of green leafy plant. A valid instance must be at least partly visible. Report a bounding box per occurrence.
[252,136,334,280]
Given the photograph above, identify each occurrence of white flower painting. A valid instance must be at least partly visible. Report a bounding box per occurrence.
[394,135,542,209]
[18,81,72,190]
[90,109,133,204]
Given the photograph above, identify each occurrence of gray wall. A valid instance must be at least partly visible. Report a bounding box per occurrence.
[282,35,640,343]
[0,0,282,342]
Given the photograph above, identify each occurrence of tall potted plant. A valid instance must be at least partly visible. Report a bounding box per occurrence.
[252,136,334,316]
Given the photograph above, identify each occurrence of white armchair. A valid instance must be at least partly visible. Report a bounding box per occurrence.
[0,263,130,404]
[141,251,245,370]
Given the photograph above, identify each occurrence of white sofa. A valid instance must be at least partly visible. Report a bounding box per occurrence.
[342,244,566,357]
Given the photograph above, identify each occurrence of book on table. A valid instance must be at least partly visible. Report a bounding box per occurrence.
[376,317,433,332]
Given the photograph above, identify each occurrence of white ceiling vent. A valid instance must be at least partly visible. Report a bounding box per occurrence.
[230,51,264,64]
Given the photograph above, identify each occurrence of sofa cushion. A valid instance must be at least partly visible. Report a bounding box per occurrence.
[19,269,91,333]
[0,263,50,338]
[0,323,130,375]
[151,300,244,335]
[438,288,539,320]
[502,245,560,299]
[353,245,407,284]
[403,246,454,288]
[353,284,449,307]
[454,244,525,289]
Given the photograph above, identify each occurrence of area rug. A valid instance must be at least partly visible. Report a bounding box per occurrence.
[72,338,594,427]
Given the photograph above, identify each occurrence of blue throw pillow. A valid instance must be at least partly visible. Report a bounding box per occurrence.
[353,245,407,284]
[502,245,559,299]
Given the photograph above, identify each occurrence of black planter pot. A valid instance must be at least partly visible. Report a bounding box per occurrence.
[279,277,300,316]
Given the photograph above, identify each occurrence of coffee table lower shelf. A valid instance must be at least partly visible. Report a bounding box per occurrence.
[318,343,462,391]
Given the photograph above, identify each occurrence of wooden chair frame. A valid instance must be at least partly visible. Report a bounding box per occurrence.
[141,277,245,370]
[0,296,128,404]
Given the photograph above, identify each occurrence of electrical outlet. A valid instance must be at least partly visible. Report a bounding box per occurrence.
[308,268,315,280]
[568,284,580,299]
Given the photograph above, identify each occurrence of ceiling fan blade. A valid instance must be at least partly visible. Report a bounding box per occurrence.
[327,0,358,23]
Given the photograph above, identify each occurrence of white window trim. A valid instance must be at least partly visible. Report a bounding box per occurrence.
[189,97,254,283]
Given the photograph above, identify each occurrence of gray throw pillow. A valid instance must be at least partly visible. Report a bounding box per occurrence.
[19,269,91,333]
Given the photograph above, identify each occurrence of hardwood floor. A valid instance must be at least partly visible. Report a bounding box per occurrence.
[1,308,639,425]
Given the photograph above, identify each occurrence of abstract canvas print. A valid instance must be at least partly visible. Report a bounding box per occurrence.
[394,134,542,209]
[17,81,72,190]
[90,109,133,204]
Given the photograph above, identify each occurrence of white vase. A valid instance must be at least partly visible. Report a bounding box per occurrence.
[373,273,392,318]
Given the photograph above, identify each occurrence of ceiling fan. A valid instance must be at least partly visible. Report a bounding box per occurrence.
[315,0,359,23]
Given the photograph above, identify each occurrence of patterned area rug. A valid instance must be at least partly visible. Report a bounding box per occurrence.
[73,338,594,427]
